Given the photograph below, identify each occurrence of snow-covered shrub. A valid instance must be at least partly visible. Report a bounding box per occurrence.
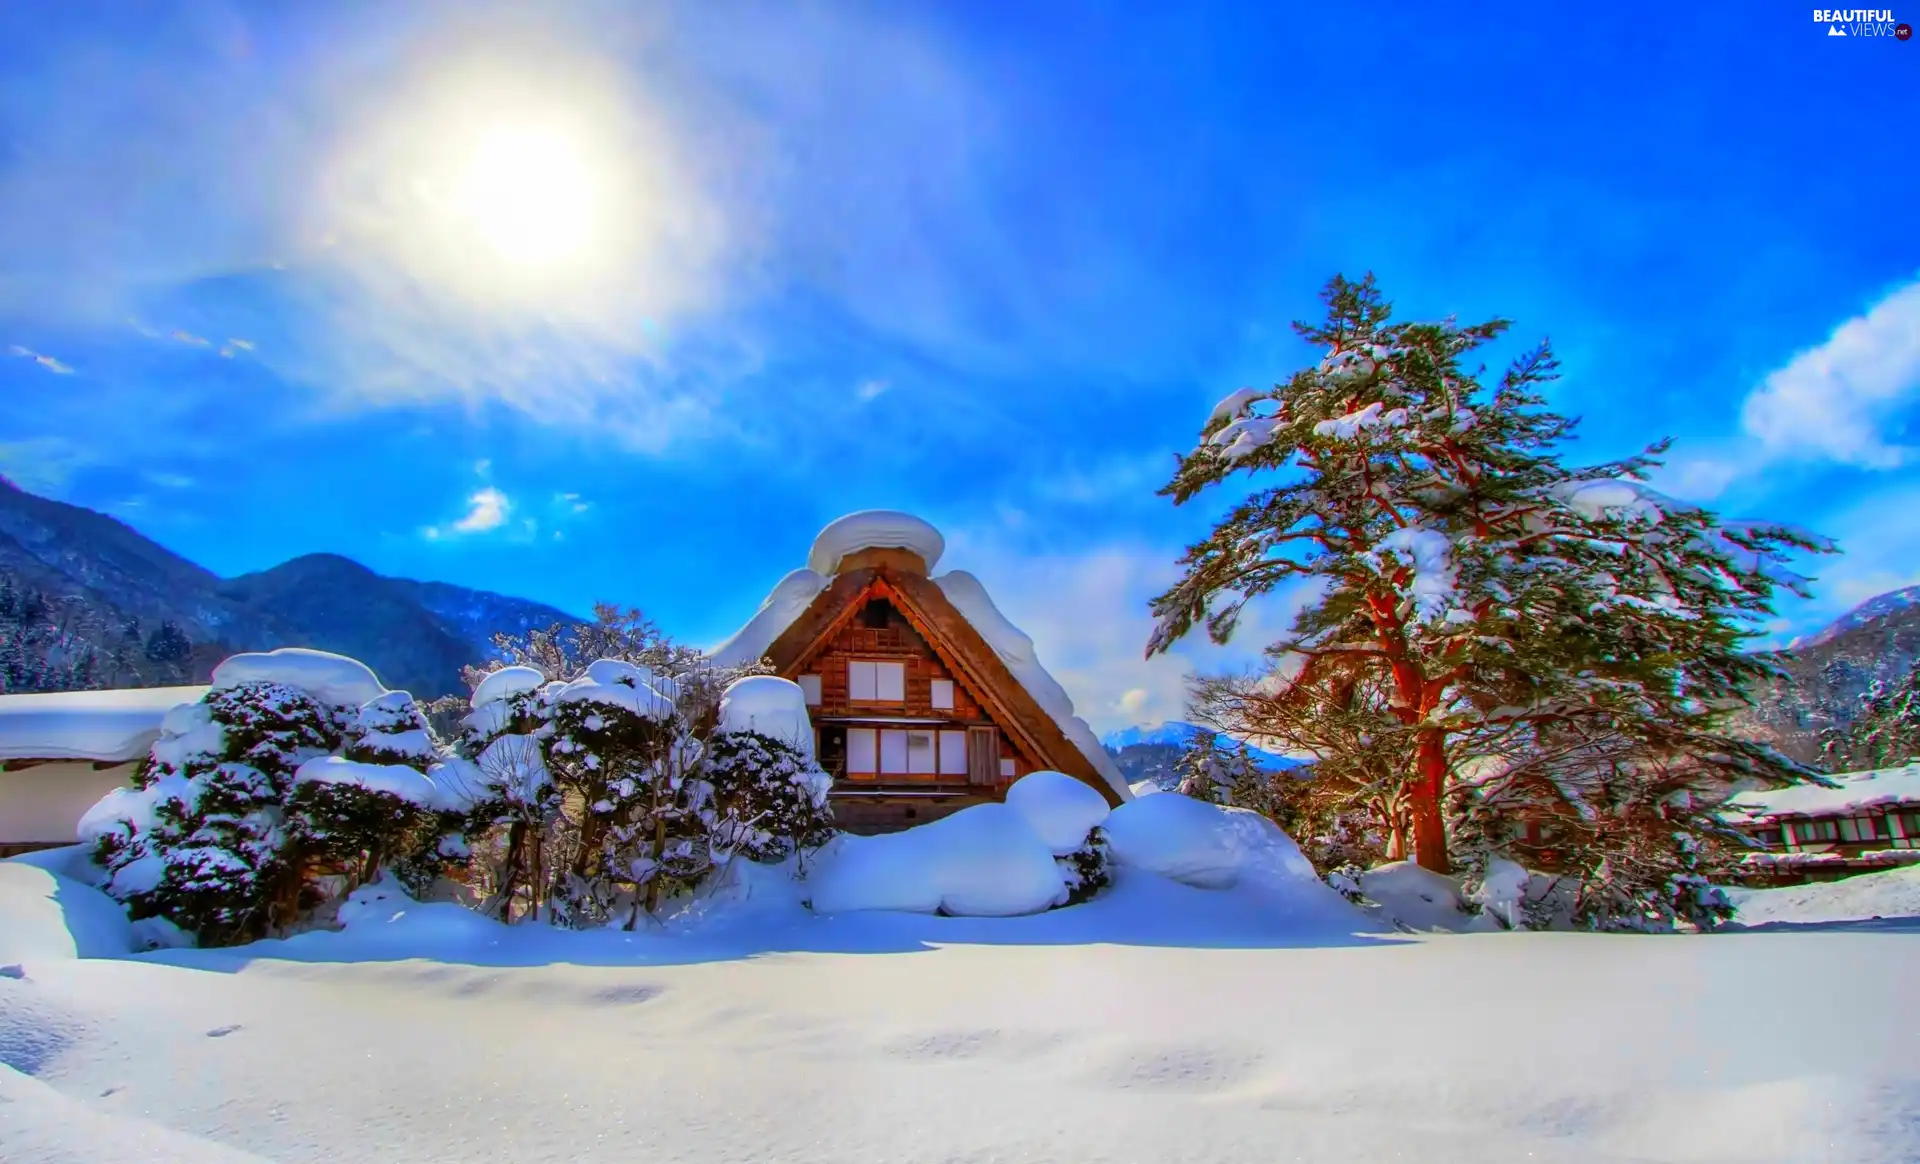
[1055,827,1113,906]
[702,729,834,864]
[79,650,466,946]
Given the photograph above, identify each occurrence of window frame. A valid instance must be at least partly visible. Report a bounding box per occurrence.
[848,659,907,705]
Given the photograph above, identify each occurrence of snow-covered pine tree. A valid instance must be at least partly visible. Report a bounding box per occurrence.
[1150,273,1832,873]
[89,680,348,944]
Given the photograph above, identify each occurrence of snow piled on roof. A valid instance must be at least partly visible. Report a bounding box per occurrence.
[0,685,209,762]
[211,648,386,708]
[708,568,830,669]
[718,676,815,758]
[806,510,946,575]
[1728,765,1920,820]
[933,570,1131,801]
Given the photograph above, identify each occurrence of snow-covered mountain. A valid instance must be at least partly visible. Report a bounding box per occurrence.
[0,476,581,697]
[1100,721,1300,789]
[1100,721,1211,750]
[1791,585,1920,650]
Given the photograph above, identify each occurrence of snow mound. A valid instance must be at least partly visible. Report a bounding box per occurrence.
[718,675,816,758]
[1729,864,1920,928]
[708,567,831,669]
[0,685,208,762]
[932,570,1130,801]
[1128,779,1166,797]
[1102,793,1315,890]
[807,510,946,575]
[809,803,1066,917]
[211,648,386,708]
[0,861,132,962]
[1353,862,1500,933]
[471,665,546,708]
[1004,769,1110,855]
[293,755,438,807]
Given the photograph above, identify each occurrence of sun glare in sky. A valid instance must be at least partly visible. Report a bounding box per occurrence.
[437,121,606,271]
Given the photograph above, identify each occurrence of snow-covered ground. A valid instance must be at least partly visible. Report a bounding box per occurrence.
[5,851,1920,1163]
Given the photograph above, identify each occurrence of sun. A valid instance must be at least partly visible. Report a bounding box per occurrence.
[444,122,604,270]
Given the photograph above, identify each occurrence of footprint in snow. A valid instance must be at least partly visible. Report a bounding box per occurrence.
[206,1025,242,1038]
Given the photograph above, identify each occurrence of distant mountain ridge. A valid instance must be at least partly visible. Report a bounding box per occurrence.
[0,477,581,698]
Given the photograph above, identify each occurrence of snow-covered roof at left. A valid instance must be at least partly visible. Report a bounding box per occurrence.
[0,686,211,763]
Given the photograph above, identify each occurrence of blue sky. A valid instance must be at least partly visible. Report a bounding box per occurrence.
[1,1,1915,731]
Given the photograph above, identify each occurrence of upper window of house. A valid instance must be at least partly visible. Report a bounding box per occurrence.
[848,659,906,702]
[797,674,822,706]
[930,678,955,710]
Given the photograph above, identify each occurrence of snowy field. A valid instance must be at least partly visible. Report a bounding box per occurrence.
[5,853,1920,1164]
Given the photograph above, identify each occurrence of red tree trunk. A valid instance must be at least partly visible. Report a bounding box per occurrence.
[1410,728,1451,874]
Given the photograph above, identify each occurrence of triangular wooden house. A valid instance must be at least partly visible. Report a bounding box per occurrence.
[713,512,1130,833]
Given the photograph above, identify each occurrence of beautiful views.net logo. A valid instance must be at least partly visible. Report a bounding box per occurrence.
[1813,8,1910,36]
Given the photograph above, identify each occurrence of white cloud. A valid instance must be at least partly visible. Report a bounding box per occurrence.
[856,378,891,402]
[144,471,194,489]
[1740,277,1920,469]
[473,458,492,477]
[440,486,511,534]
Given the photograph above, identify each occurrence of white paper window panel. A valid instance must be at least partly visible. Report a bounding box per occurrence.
[906,730,938,775]
[938,730,968,775]
[798,674,822,706]
[847,728,877,774]
[999,758,1016,778]
[929,679,955,710]
[1839,818,1859,842]
[880,729,910,774]
[848,661,876,701]
[848,660,905,701]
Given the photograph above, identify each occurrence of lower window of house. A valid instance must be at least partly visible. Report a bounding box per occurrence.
[845,727,969,779]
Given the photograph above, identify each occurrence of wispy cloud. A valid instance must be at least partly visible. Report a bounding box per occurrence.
[1739,276,1920,471]
[855,378,891,402]
[143,471,194,489]
[8,344,74,374]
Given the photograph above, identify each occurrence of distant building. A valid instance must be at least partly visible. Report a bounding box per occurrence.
[0,686,206,856]
[1725,764,1920,883]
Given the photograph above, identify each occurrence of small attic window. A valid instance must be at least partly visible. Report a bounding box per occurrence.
[860,599,892,629]
[798,674,822,705]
